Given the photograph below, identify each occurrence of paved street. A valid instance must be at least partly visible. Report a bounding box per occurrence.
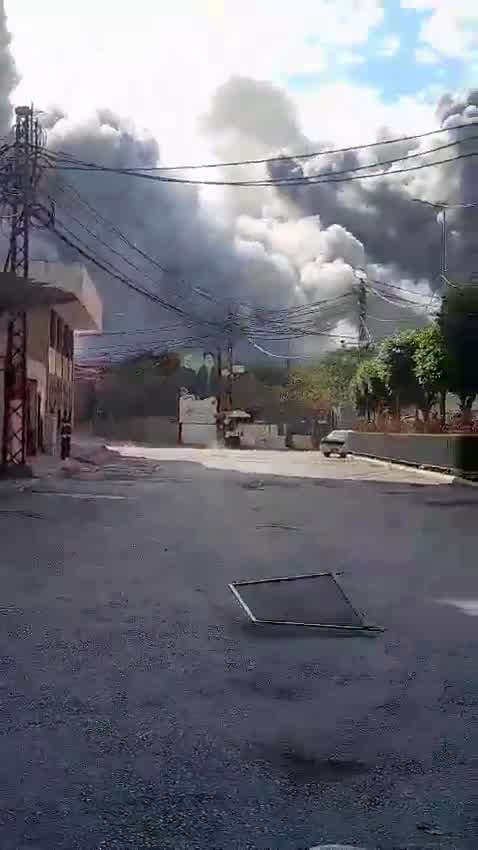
[1,447,477,849]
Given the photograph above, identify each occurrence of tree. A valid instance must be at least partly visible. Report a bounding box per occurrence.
[350,357,390,420]
[285,364,328,410]
[249,364,288,387]
[378,330,425,417]
[413,324,448,422]
[285,350,360,410]
[321,350,361,407]
[438,285,478,414]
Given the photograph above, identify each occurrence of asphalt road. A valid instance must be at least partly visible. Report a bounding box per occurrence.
[1,448,477,850]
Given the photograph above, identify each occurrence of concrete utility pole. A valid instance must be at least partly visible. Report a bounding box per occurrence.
[226,324,234,411]
[286,338,291,377]
[355,270,369,356]
[1,107,43,470]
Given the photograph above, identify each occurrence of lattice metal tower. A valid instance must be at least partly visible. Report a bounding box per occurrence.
[1,106,43,469]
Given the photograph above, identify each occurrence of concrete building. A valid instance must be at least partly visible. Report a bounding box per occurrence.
[0,262,102,459]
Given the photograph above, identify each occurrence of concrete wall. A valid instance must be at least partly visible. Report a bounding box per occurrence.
[27,357,48,418]
[30,262,102,332]
[181,423,217,447]
[0,312,49,454]
[240,423,284,449]
[348,431,478,478]
[291,434,314,451]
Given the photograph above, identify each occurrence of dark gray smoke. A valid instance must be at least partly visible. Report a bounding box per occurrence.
[201,75,478,291]
[436,89,478,271]
[2,0,477,358]
[202,76,307,156]
[40,107,299,359]
[268,111,478,284]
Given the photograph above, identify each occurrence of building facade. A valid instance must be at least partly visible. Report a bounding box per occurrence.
[0,262,102,459]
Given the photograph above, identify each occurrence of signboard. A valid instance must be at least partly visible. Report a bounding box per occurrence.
[178,350,220,400]
[179,394,217,425]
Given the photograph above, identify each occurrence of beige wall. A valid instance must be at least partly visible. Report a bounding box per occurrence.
[27,357,48,417]
[0,306,75,457]
[27,308,50,363]
[30,262,102,332]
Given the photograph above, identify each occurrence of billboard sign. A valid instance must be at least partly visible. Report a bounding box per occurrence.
[178,350,220,400]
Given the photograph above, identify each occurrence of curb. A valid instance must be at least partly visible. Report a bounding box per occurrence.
[350,453,455,483]
[351,452,478,487]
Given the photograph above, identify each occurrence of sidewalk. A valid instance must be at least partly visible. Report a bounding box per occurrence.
[0,440,119,492]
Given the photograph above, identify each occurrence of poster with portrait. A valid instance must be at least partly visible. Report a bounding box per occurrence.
[178,351,220,400]
[177,350,220,425]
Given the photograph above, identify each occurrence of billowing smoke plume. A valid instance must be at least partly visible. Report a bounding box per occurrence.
[0,0,17,135]
[1,0,477,358]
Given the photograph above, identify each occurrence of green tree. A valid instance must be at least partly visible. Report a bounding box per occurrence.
[285,365,328,409]
[350,357,390,419]
[413,324,448,422]
[378,330,425,417]
[438,285,478,414]
[286,350,360,409]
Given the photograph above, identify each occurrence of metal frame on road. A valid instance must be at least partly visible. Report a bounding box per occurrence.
[229,571,384,633]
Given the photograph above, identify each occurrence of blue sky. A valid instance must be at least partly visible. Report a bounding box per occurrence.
[284,0,478,105]
[7,0,478,162]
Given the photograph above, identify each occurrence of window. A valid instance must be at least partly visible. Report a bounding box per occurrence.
[50,310,56,348]
[57,316,63,352]
[65,326,74,360]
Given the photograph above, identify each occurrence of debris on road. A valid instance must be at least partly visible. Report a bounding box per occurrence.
[416,821,447,836]
[229,572,383,632]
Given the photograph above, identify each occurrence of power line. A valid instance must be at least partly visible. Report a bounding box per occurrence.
[366,283,432,312]
[41,167,278,316]
[45,214,224,327]
[49,203,356,340]
[42,142,478,188]
[247,336,357,359]
[42,173,363,327]
[365,278,435,302]
[45,120,478,172]
[76,322,193,338]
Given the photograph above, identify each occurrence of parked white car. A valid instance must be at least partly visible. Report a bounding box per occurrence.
[320,429,353,458]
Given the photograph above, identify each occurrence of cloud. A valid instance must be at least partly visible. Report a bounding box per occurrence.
[296,81,435,146]
[377,34,401,57]
[415,46,440,64]
[4,0,478,357]
[402,0,478,59]
[6,0,387,168]
[337,50,367,65]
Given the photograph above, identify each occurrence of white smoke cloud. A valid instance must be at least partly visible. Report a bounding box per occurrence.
[3,1,478,358]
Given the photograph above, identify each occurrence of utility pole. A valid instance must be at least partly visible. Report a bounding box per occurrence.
[226,322,234,411]
[1,106,43,471]
[286,338,291,377]
[356,272,369,356]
